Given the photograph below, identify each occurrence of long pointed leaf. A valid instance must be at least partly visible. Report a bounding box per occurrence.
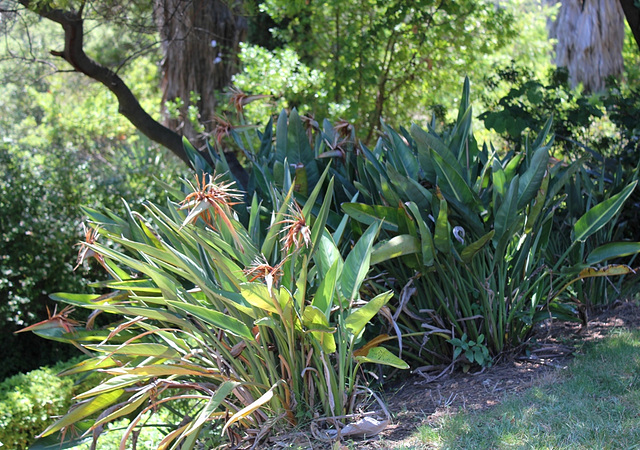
[573,181,637,242]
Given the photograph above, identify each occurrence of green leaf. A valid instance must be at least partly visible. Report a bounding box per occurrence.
[355,346,409,369]
[340,221,381,301]
[184,381,240,437]
[39,389,124,437]
[586,242,640,265]
[303,306,337,353]
[314,230,343,279]
[240,282,281,314]
[342,203,401,231]
[93,391,151,429]
[222,381,283,434]
[460,230,495,264]
[84,343,181,359]
[430,149,480,210]
[434,198,450,254]
[75,375,148,399]
[517,147,549,209]
[167,301,254,341]
[312,258,340,315]
[370,235,420,265]
[573,181,637,242]
[406,202,435,266]
[494,175,520,247]
[345,291,393,337]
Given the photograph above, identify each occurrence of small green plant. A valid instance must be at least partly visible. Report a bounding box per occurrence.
[447,333,491,369]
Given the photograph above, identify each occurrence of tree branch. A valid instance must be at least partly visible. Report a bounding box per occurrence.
[17,1,191,165]
[619,0,640,52]
[17,0,251,188]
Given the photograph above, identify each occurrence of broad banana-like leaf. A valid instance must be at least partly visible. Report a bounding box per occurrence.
[240,282,286,315]
[370,235,420,265]
[493,175,520,247]
[84,343,181,359]
[552,264,637,301]
[57,357,119,376]
[406,202,436,266]
[382,122,419,179]
[92,390,152,429]
[460,230,495,264]
[434,198,451,254]
[586,242,640,265]
[430,149,480,210]
[38,389,124,438]
[525,171,550,232]
[517,147,549,209]
[167,300,254,341]
[302,306,337,353]
[340,222,381,301]
[104,364,221,378]
[75,375,149,399]
[50,293,193,328]
[345,291,393,338]
[573,181,637,242]
[355,346,409,370]
[314,230,343,279]
[312,258,340,315]
[342,203,401,231]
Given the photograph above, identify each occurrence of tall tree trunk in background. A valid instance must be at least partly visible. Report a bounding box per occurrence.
[549,0,625,92]
[155,0,247,149]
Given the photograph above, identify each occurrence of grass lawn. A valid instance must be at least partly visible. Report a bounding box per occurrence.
[412,328,640,449]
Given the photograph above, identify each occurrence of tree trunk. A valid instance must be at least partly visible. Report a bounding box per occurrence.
[155,0,247,149]
[549,0,625,92]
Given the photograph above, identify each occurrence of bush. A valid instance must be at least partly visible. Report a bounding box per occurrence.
[1,142,187,379]
[24,167,406,448]
[0,359,80,449]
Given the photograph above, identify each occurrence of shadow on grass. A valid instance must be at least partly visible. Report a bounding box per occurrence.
[418,329,640,449]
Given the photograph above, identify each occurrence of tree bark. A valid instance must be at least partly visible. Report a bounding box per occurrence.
[549,0,625,92]
[155,0,247,148]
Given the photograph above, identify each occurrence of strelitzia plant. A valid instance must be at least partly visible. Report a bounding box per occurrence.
[24,167,407,449]
[342,79,640,365]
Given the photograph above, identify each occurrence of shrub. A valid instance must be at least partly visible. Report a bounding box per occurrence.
[175,82,640,367]
[0,359,82,449]
[24,168,406,448]
[1,142,187,379]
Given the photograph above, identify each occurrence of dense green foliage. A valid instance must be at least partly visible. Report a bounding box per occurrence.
[0,357,93,449]
[234,0,556,137]
[2,1,640,447]
[0,17,186,378]
[26,166,406,448]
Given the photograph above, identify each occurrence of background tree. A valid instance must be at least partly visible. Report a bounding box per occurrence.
[155,0,247,148]
[2,0,248,183]
[549,0,625,92]
[237,0,517,141]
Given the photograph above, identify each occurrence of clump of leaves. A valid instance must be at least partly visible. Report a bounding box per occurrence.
[24,168,407,449]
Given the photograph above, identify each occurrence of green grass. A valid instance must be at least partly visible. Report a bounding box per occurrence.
[415,328,640,449]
